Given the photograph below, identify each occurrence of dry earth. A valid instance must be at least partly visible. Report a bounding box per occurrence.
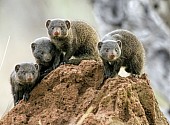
[0,60,169,125]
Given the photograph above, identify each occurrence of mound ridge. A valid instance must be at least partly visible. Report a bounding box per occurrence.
[0,60,169,125]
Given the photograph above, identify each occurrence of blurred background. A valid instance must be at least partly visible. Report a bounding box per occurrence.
[0,0,170,123]
[0,0,98,118]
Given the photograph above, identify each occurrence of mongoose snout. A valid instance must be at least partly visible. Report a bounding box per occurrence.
[43,53,52,62]
[108,53,115,60]
[53,28,61,37]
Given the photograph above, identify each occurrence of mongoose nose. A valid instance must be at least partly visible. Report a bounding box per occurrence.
[45,58,51,62]
[27,77,32,82]
[46,58,51,61]
[36,59,40,64]
[54,31,60,36]
[109,54,115,60]
[44,54,52,62]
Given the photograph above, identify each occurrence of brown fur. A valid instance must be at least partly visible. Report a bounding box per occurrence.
[10,63,39,105]
[46,19,100,65]
[98,29,145,78]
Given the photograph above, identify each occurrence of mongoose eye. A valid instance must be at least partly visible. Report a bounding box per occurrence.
[22,71,26,74]
[115,48,118,52]
[106,48,109,52]
[51,26,54,30]
[40,51,44,55]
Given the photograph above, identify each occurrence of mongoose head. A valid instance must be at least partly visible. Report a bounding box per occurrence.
[31,37,56,65]
[14,63,39,83]
[102,33,122,41]
[46,19,71,39]
[98,40,122,61]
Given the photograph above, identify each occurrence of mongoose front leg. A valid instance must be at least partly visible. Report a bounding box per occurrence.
[62,47,75,64]
[110,61,122,77]
[53,55,61,68]
[23,92,30,101]
[67,59,82,65]
[103,60,112,79]
[13,92,19,106]
[14,89,24,105]
[23,84,33,101]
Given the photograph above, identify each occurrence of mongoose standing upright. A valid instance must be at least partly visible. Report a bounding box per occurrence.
[31,37,63,80]
[10,63,39,105]
[98,29,145,78]
[46,18,100,65]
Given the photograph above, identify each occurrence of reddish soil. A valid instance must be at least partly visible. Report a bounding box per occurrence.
[0,60,169,125]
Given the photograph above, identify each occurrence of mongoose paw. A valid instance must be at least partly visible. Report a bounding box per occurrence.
[40,72,48,79]
[110,73,118,78]
[14,101,19,106]
[104,70,112,79]
[131,74,140,78]
[53,64,59,69]
[44,68,52,74]
[104,73,110,79]
[23,93,30,101]
[60,61,66,65]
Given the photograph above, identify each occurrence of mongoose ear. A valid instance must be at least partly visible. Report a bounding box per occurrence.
[46,20,51,28]
[31,43,36,51]
[65,20,71,29]
[34,64,39,70]
[15,65,20,72]
[117,40,122,49]
[98,42,103,50]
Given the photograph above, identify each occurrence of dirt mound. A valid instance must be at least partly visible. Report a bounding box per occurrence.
[0,60,169,125]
